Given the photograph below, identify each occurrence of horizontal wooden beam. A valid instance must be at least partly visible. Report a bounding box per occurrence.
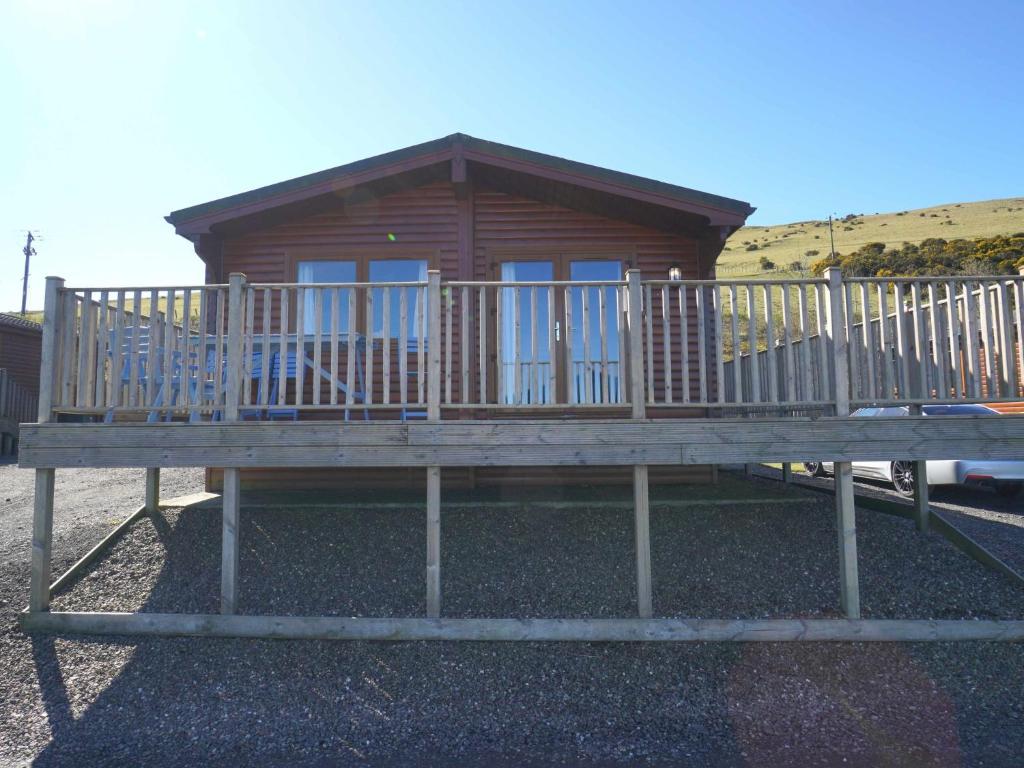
[18,415,1024,469]
[20,612,1024,642]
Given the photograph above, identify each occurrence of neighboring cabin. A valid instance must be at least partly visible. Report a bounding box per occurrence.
[165,134,754,489]
[0,313,42,453]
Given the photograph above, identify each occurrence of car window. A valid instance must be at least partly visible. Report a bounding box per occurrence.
[879,407,909,417]
[852,407,878,417]
[922,404,996,416]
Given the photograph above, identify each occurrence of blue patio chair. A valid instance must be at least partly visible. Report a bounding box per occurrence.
[104,326,185,423]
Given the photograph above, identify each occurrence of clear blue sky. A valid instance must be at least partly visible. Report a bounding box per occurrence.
[3,0,1022,310]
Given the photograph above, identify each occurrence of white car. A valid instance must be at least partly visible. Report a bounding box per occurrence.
[803,404,1024,498]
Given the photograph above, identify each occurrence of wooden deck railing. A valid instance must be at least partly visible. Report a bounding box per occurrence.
[35,270,1024,422]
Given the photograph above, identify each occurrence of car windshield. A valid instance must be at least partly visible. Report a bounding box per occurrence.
[921,404,996,416]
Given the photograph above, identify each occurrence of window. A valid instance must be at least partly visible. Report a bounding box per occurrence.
[297,260,356,335]
[295,256,429,337]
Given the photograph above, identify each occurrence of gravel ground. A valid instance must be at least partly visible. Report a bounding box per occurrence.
[2,463,1023,766]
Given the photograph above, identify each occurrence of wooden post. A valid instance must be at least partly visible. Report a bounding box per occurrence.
[909,406,930,533]
[224,273,246,422]
[825,267,859,619]
[782,462,793,483]
[835,461,860,619]
[634,464,653,618]
[427,270,441,421]
[220,273,245,614]
[744,463,754,477]
[221,467,240,614]
[145,468,160,514]
[426,466,441,618]
[37,276,64,423]
[29,277,63,613]
[626,270,646,419]
[29,468,56,612]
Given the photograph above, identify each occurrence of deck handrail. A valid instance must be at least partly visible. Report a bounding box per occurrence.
[35,270,1024,422]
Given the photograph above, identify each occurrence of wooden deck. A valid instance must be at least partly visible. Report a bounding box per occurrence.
[18,269,1024,640]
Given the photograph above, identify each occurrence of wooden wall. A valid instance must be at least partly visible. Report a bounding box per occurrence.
[0,322,42,397]
[210,178,715,490]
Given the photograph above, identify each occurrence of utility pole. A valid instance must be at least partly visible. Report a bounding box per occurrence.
[21,231,38,315]
[828,215,836,260]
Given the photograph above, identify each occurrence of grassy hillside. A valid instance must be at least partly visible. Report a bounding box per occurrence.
[720,197,1024,277]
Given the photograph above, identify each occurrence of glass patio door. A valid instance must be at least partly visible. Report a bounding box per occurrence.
[498,257,623,405]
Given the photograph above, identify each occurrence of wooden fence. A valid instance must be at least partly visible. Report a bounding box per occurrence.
[0,368,37,453]
[39,271,1024,422]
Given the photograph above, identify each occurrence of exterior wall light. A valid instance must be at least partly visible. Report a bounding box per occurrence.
[668,265,683,281]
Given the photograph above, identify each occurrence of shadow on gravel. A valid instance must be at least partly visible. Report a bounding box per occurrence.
[23,490,1024,766]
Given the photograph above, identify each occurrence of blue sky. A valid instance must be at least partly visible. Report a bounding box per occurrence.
[3,0,1022,310]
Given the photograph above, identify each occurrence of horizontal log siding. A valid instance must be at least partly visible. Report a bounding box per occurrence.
[0,325,43,397]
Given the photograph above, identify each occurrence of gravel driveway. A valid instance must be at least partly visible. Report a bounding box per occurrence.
[2,463,1023,766]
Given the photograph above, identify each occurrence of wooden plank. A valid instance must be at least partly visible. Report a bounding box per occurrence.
[383,287,391,405]
[858,282,875,400]
[23,613,1024,642]
[913,459,929,533]
[224,275,245,421]
[876,284,891,398]
[627,272,645,418]
[241,286,253,409]
[399,287,408,405]
[215,288,226,410]
[581,286,591,404]
[962,281,980,398]
[661,285,673,404]
[60,290,77,409]
[678,285,690,403]
[928,284,948,399]
[49,504,149,597]
[644,284,654,404]
[815,284,830,400]
[478,287,487,404]
[633,464,652,619]
[599,285,609,404]
[547,285,556,404]
[825,269,850,415]
[426,465,441,618]
[28,468,56,612]
[910,282,929,398]
[365,287,374,406]
[278,288,289,406]
[798,284,811,402]
[445,287,453,404]
[564,286,574,403]
[294,287,305,407]
[729,285,741,402]
[260,289,272,407]
[75,291,92,408]
[38,278,63,421]
[946,284,962,403]
[462,286,470,404]
[346,288,357,408]
[696,286,708,402]
[162,289,176,414]
[197,289,210,412]
[713,285,725,403]
[834,460,860,619]
[312,288,323,406]
[428,272,441,419]
[764,284,778,402]
[747,284,760,403]
[781,283,795,403]
[997,280,1015,397]
[94,290,109,408]
[978,283,995,397]
[221,467,240,614]
[417,285,426,404]
[531,286,540,403]
[145,467,160,513]
[1015,280,1024,398]
[148,289,161,409]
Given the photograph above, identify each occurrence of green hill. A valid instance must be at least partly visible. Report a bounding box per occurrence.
[719,197,1024,277]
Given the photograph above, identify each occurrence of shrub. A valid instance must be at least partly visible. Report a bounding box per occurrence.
[758,255,775,270]
[745,243,759,251]
[805,250,819,258]
[788,260,803,271]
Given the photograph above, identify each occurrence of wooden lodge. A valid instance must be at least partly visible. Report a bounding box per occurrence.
[17,135,1024,641]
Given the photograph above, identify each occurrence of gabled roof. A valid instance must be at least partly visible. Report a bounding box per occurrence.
[0,313,42,332]
[166,133,754,237]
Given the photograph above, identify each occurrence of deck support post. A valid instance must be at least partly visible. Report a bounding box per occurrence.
[826,267,859,619]
[426,466,441,618]
[29,468,56,613]
[835,461,860,618]
[744,463,754,477]
[633,464,653,619]
[220,468,241,614]
[145,468,160,514]
[782,462,792,483]
[913,461,930,533]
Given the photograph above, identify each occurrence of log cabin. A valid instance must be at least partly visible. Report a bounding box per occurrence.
[18,134,1024,639]
[164,134,755,491]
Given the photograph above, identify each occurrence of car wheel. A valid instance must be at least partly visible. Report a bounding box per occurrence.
[803,462,826,477]
[891,461,916,497]
[996,482,1022,499]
